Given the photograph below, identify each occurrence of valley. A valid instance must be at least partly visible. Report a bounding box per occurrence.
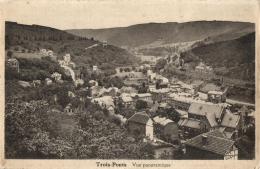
[5,20,255,160]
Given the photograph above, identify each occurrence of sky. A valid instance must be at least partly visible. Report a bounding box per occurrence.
[3,0,259,30]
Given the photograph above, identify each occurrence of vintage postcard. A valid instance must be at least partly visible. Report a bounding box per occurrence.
[0,0,259,169]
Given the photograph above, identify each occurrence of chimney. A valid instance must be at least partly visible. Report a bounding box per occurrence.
[201,135,208,145]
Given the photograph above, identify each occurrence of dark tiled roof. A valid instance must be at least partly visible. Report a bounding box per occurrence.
[185,130,235,155]
[128,112,151,125]
[206,130,226,138]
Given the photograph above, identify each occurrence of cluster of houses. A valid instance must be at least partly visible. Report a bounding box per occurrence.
[6,46,255,160]
[125,99,249,159]
[85,63,254,159]
[195,62,213,74]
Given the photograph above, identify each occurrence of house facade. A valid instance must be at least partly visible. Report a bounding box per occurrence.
[178,118,206,139]
[127,112,154,140]
[208,88,228,103]
[7,58,20,73]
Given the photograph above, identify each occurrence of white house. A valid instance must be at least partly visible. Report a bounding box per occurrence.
[127,112,154,140]
[45,78,53,85]
[51,72,62,81]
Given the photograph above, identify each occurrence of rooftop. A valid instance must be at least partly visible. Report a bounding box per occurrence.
[92,96,115,108]
[188,102,225,127]
[175,109,188,117]
[188,102,224,119]
[153,116,173,126]
[168,93,207,104]
[221,110,240,128]
[128,112,152,126]
[178,118,201,129]
[185,130,235,155]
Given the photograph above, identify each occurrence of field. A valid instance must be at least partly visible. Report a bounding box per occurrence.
[12,52,44,59]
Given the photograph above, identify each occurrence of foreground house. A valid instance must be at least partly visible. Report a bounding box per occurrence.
[127,112,154,140]
[178,118,205,139]
[188,102,225,131]
[184,130,238,160]
[153,116,179,144]
[219,110,241,139]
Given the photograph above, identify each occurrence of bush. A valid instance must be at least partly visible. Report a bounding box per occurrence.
[14,47,19,51]
[136,100,148,110]
[7,51,13,58]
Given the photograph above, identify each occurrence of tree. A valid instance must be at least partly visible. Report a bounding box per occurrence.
[14,47,19,51]
[135,100,148,110]
[132,66,136,71]
[138,82,148,93]
[156,79,162,89]
[5,100,50,158]
[5,97,155,159]
[77,110,155,159]
[155,58,167,71]
[142,69,147,75]
[7,51,13,58]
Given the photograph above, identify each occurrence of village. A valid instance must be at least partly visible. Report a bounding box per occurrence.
[6,44,255,160]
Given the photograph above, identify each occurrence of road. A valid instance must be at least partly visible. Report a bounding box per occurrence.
[226,99,255,107]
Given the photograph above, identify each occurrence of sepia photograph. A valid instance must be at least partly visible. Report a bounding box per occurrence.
[0,0,259,168]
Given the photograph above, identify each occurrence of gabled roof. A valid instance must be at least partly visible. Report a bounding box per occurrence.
[128,112,152,126]
[175,109,188,117]
[188,102,224,119]
[221,110,240,128]
[185,130,235,155]
[205,111,218,127]
[188,103,225,127]
[178,118,201,129]
[92,96,115,108]
[153,116,173,126]
[206,129,226,138]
